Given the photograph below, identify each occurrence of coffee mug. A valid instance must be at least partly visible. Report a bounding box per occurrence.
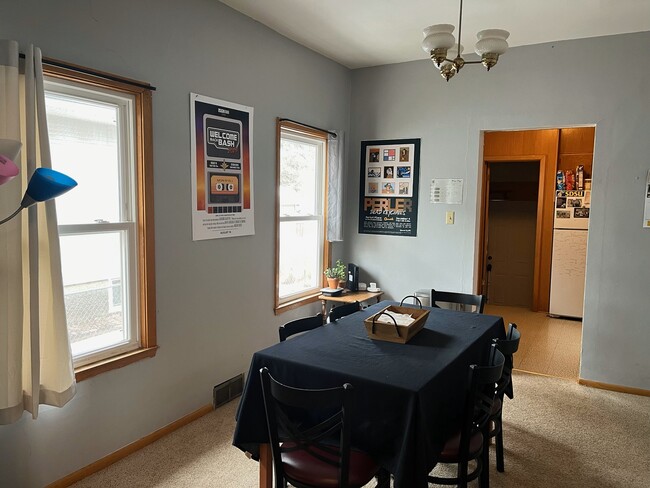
[369,282,377,290]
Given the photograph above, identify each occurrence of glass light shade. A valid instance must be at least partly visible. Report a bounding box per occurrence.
[447,43,464,60]
[421,24,456,52]
[21,167,78,207]
[0,138,22,186]
[475,29,510,55]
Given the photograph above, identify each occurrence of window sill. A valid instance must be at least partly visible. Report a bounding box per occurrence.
[74,346,159,382]
[274,293,321,315]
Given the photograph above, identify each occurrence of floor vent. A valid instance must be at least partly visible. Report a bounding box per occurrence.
[213,373,244,409]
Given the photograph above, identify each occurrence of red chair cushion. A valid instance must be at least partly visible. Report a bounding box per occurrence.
[281,443,379,488]
[438,430,484,463]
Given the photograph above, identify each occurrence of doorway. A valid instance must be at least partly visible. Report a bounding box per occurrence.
[484,161,540,308]
[477,127,595,380]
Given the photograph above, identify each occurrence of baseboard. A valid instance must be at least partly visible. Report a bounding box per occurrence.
[46,404,214,488]
[579,378,650,397]
[515,370,650,397]
[513,368,575,381]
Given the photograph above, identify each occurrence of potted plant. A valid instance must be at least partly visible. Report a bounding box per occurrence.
[324,259,346,289]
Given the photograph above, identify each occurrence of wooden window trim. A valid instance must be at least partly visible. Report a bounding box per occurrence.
[44,64,157,380]
[274,119,331,314]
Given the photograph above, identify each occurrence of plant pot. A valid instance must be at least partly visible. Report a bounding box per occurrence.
[327,278,340,289]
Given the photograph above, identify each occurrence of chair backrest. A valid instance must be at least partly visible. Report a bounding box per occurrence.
[259,367,354,488]
[430,289,486,313]
[494,323,521,400]
[278,313,324,342]
[328,301,360,323]
[457,344,505,460]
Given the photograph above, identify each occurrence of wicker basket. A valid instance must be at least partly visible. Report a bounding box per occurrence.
[364,296,429,344]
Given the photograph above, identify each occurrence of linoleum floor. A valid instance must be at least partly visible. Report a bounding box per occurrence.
[484,304,582,380]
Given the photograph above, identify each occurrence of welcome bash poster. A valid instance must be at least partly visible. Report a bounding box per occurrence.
[190,93,254,240]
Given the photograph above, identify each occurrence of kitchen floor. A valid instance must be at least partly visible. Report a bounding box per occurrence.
[484,304,582,380]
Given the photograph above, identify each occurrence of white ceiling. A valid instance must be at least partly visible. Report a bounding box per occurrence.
[219,0,650,69]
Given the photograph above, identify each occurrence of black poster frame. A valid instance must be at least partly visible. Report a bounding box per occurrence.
[358,138,421,237]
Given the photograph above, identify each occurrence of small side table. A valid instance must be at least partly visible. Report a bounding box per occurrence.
[318,290,384,318]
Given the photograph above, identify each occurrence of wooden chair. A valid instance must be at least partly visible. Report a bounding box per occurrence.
[427,344,505,488]
[489,323,521,472]
[328,301,360,323]
[279,313,324,342]
[431,289,486,313]
[259,367,381,488]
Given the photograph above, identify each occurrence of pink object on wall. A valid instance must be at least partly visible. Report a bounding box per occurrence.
[0,138,21,185]
[0,154,19,186]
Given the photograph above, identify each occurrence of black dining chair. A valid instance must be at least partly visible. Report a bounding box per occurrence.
[328,301,360,323]
[489,323,521,473]
[278,313,324,342]
[431,289,486,313]
[427,344,505,488]
[259,367,381,488]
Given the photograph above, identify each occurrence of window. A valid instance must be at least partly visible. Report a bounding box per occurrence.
[44,65,156,380]
[275,121,330,312]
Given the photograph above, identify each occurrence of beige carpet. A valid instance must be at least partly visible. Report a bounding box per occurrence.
[71,372,650,487]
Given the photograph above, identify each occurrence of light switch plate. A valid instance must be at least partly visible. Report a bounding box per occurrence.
[446,211,455,225]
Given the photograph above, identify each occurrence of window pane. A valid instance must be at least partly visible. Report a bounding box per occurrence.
[280,137,319,217]
[60,232,132,358]
[45,91,123,224]
[279,220,321,298]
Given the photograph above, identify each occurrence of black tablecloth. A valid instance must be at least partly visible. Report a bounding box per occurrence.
[232,301,505,487]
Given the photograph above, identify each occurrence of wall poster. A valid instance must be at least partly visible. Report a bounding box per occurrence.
[358,138,420,236]
[190,93,254,240]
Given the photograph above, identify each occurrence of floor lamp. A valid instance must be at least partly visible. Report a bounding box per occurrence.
[0,138,77,226]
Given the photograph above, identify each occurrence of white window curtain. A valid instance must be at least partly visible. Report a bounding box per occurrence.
[327,130,344,242]
[0,41,76,425]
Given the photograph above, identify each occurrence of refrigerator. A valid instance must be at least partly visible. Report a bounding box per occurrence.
[549,190,590,318]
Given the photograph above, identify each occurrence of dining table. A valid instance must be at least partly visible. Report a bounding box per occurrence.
[232,300,506,487]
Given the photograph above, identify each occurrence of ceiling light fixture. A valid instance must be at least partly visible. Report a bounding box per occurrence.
[421,0,509,81]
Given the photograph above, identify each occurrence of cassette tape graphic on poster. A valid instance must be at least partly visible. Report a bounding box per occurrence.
[359,139,421,237]
[190,93,254,240]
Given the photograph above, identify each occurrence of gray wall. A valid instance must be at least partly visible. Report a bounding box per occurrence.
[345,32,650,391]
[0,0,349,485]
[1,0,649,484]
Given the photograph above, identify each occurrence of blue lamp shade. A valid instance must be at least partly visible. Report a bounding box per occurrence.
[21,168,78,208]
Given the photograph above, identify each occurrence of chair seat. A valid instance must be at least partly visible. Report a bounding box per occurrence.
[282,443,380,488]
[438,430,484,463]
[489,398,503,437]
[491,397,502,415]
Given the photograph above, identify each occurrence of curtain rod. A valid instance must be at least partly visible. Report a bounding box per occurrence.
[279,118,337,138]
[18,53,156,91]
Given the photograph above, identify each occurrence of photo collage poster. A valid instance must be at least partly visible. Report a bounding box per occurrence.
[358,139,421,236]
[190,93,255,240]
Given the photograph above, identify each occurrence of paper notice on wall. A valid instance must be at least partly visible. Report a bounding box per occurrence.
[430,178,463,204]
[643,169,650,229]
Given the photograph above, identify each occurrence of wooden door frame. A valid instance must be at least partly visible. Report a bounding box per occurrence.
[477,156,547,311]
